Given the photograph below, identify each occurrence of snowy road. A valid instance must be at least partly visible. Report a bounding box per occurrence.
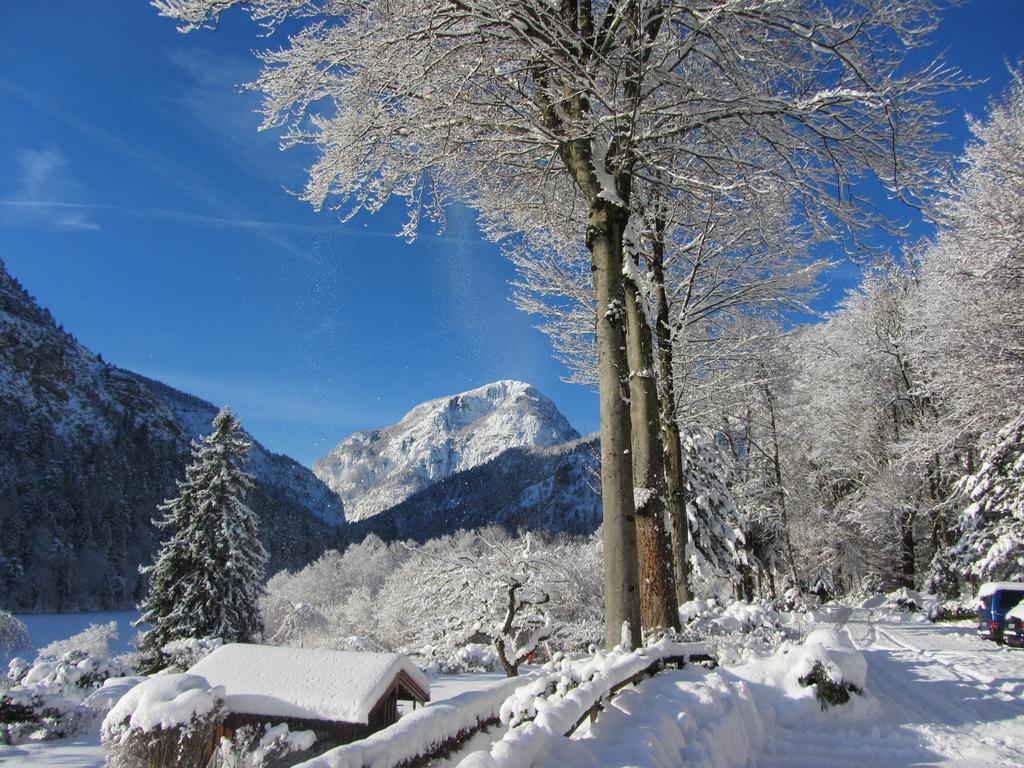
[754,609,1024,767]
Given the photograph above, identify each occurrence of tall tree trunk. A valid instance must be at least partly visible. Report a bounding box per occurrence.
[623,252,680,631]
[763,384,799,591]
[898,510,916,588]
[588,199,643,650]
[650,236,691,605]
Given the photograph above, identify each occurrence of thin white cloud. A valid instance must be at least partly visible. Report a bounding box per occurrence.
[1,147,101,231]
[0,75,315,261]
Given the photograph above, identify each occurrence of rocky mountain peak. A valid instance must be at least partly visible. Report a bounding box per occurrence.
[313,380,580,522]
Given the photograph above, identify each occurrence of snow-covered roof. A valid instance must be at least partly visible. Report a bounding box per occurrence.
[188,644,429,725]
[977,581,1024,598]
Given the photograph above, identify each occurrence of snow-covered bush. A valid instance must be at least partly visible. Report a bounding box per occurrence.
[678,598,800,665]
[885,587,922,613]
[414,642,500,675]
[0,611,30,655]
[36,620,118,661]
[791,628,866,709]
[267,603,330,647]
[924,596,975,622]
[0,651,134,745]
[212,722,316,767]
[738,627,868,716]
[102,673,225,768]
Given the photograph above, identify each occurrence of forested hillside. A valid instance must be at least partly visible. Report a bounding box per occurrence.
[0,259,344,611]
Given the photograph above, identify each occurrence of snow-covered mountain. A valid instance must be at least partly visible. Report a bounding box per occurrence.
[313,380,581,522]
[347,435,602,542]
[0,259,343,612]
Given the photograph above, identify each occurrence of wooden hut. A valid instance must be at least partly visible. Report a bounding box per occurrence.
[189,643,430,750]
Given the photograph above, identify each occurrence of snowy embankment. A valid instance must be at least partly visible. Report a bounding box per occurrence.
[454,629,870,768]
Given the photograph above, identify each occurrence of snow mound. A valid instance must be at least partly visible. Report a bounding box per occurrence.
[790,628,867,693]
[82,676,144,712]
[101,673,223,744]
[188,643,429,725]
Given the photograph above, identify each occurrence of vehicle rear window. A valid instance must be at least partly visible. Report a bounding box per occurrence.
[994,590,1024,611]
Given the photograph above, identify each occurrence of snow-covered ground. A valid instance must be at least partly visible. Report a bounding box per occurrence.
[522,608,1024,768]
[5,609,1023,767]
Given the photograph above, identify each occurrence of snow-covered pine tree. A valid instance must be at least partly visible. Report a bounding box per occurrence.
[682,426,755,598]
[136,406,267,671]
[946,413,1024,583]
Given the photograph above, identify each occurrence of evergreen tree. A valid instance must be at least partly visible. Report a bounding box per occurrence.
[682,427,755,597]
[136,406,268,670]
[946,413,1024,584]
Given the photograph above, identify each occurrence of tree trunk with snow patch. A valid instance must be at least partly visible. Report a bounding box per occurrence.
[623,251,680,631]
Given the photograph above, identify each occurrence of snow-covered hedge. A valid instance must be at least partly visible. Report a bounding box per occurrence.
[102,673,225,768]
[213,722,317,768]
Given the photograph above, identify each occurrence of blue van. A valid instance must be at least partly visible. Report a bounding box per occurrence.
[976,582,1024,644]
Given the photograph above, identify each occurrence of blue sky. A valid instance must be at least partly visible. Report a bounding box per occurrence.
[1,2,1022,466]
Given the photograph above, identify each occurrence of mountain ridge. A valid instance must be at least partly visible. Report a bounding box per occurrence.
[0,258,343,612]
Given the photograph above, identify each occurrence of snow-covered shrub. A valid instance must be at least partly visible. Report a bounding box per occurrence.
[777,628,866,709]
[0,611,30,655]
[102,674,225,768]
[777,588,820,614]
[924,596,975,622]
[736,627,868,718]
[0,651,134,744]
[885,587,922,613]
[793,629,866,709]
[678,598,799,664]
[212,722,316,767]
[266,603,330,647]
[0,685,86,745]
[161,637,223,670]
[414,642,500,675]
[7,657,30,686]
[37,621,118,660]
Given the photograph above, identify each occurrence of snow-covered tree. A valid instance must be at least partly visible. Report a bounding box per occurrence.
[155,0,955,648]
[37,621,117,661]
[136,406,267,671]
[0,611,29,656]
[396,530,564,676]
[945,413,1024,583]
[682,426,753,596]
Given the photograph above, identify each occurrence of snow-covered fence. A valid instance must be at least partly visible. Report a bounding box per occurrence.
[455,639,710,768]
[294,640,711,768]
[498,639,711,738]
[291,675,531,768]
